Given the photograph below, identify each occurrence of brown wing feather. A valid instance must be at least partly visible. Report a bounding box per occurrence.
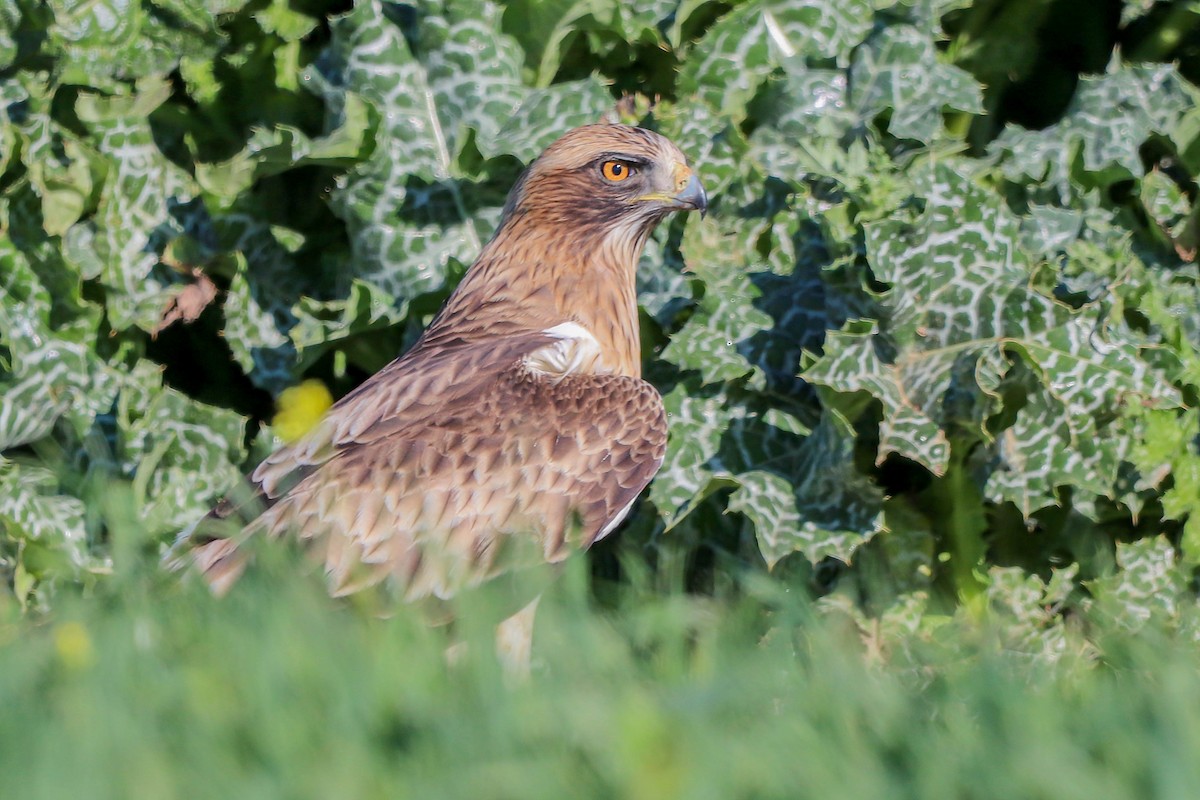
[250,362,665,600]
[251,331,556,498]
[182,334,665,600]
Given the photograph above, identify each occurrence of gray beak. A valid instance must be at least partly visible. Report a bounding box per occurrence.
[673,173,708,218]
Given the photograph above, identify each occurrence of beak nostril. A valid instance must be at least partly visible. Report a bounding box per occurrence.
[672,163,692,194]
[671,173,707,217]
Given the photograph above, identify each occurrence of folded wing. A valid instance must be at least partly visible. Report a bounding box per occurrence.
[185,332,667,600]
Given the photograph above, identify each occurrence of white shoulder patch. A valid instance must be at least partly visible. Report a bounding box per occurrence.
[524,321,610,379]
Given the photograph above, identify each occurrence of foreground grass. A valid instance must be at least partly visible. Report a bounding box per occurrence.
[3,541,1200,800]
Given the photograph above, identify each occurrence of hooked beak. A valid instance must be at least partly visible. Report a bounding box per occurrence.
[673,173,708,218]
[634,165,710,218]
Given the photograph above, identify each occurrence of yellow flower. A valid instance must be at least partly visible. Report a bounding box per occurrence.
[54,621,94,671]
[272,379,334,443]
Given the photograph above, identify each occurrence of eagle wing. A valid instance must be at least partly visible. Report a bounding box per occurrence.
[190,330,667,600]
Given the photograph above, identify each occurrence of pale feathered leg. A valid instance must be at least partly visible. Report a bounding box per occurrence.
[495,595,541,680]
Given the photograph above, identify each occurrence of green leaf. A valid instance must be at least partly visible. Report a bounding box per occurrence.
[679,0,877,124]
[0,459,87,567]
[756,0,875,63]
[726,409,883,566]
[1089,538,1189,630]
[876,498,936,596]
[661,188,862,391]
[0,0,17,69]
[255,0,320,42]
[0,333,114,451]
[485,77,614,163]
[195,92,375,203]
[660,262,775,388]
[980,564,1078,657]
[677,4,771,123]
[290,278,405,361]
[651,383,882,566]
[4,75,105,238]
[48,0,236,87]
[312,0,528,304]
[807,162,1177,514]
[211,220,307,393]
[111,363,247,535]
[71,78,200,330]
[754,62,854,145]
[991,321,1168,515]
[1140,169,1192,245]
[501,0,613,87]
[652,99,750,198]
[0,80,23,178]
[1130,408,1200,558]
[635,227,692,325]
[992,65,1193,190]
[806,324,952,472]
[0,236,113,450]
[848,24,983,143]
[648,384,734,524]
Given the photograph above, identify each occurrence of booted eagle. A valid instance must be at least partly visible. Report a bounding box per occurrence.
[180,124,707,603]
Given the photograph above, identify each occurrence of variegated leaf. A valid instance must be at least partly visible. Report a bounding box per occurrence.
[1089,538,1189,629]
[0,459,87,566]
[312,0,613,307]
[992,65,1193,191]
[69,79,199,331]
[848,24,983,143]
[807,162,1178,514]
[650,383,881,565]
[679,0,875,123]
[47,0,234,87]
[111,363,247,534]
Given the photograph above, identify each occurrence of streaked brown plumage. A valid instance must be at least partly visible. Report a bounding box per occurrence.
[179,124,707,603]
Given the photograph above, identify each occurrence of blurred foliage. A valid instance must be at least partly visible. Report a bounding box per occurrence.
[2,0,1200,647]
[4,521,1200,798]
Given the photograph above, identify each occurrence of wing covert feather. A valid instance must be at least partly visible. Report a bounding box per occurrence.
[249,360,665,600]
[252,332,554,498]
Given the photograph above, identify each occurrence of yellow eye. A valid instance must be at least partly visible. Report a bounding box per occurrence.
[601,160,634,182]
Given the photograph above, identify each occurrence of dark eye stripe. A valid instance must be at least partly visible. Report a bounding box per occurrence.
[591,154,651,170]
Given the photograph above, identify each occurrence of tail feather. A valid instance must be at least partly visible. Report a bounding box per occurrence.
[190,537,248,596]
[164,479,268,594]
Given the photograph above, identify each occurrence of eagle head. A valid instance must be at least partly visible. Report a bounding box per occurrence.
[436,123,706,375]
[500,124,708,244]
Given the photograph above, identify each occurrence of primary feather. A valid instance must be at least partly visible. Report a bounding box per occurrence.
[179,124,707,600]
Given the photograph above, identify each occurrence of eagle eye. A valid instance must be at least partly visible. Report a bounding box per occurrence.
[600,160,635,183]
